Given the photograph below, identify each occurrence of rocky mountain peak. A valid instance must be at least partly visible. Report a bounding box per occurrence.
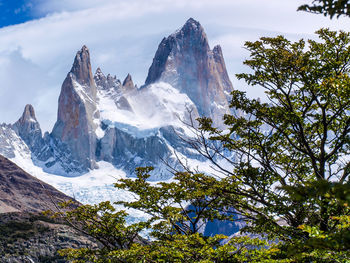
[145,18,209,86]
[17,104,37,124]
[51,46,99,171]
[172,17,207,46]
[95,67,104,78]
[144,18,233,127]
[94,67,108,89]
[70,45,95,88]
[178,17,207,41]
[107,74,121,90]
[13,105,43,153]
[107,74,118,83]
[94,68,121,91]
[122,73,135,91]
[184,17,201,28]
[212,45,233,97]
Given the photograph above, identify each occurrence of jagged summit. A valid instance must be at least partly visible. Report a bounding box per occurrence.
[122,73,135,91]
[145,18,209,86]
[95,67,104,77]
[51,45,99,171]
[185,17,201,27]
[122,73,132,86]
[12,104,44,155]
[94,68,121,91]
[94,67,108,89]
[174,17,207,41]
[171,18,206,40]
[70,45,95,88]
[212,45,232,96]
[14,104,40,130]
[1,18,234,178]
[17,104,37,124]
[144,18,233,127]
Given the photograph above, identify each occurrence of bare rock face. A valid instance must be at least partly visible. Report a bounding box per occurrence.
[212,45,233,101]
[145,18,233,127]
[107,74,121,90]
[122,73,136,92]
[51,46,99,170]
[13,104,44,155]
[71,45,96,90]
[96,125,169,171]
[0,212,97,263]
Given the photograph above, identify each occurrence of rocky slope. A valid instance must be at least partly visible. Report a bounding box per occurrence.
[0,212,97,263]
[0,155,98,262]
[0,155,73,213]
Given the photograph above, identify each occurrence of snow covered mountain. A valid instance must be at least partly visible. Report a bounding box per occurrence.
[0,18,233,201]
[145,18,233,127]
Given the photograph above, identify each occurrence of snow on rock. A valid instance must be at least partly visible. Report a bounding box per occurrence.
[51,46,99,172]
[97,81,199,131]
[0,19,237,228]
[145,18,233,128]
[0,124,32,160]
[4,150,150,222]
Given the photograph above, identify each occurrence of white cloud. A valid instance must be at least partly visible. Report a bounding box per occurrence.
[0,49,59,126]
[0,0,349,131]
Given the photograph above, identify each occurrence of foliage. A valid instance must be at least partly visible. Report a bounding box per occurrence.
[115,167,234,239]
[298,0,350,18]
[197,27,350,235]
[53,200,150,249]
[57,29,350,262]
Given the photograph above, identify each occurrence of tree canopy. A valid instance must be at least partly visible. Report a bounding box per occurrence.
[298,0,350,18]
[53,28,350,263]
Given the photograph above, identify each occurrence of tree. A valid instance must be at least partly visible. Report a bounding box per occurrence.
[298,0,350,18]
[194,27,350,260]
[55,169,282,262]
[56,28,350,262]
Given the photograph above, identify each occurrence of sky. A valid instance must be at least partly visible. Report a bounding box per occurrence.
[0,0,349,132]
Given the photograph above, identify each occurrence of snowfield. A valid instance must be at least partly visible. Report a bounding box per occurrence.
[97,82,198,133]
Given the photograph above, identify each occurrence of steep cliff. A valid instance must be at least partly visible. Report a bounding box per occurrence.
[51,46,99,171]
[145,18,233,127]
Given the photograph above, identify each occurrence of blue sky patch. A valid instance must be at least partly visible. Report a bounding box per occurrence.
[0,0,45,28]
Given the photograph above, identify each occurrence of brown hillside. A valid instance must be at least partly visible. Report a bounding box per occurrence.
[0,155,74,213]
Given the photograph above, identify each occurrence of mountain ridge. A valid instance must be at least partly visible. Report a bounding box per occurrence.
[0,19,240,249]
[0,18,233,180]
